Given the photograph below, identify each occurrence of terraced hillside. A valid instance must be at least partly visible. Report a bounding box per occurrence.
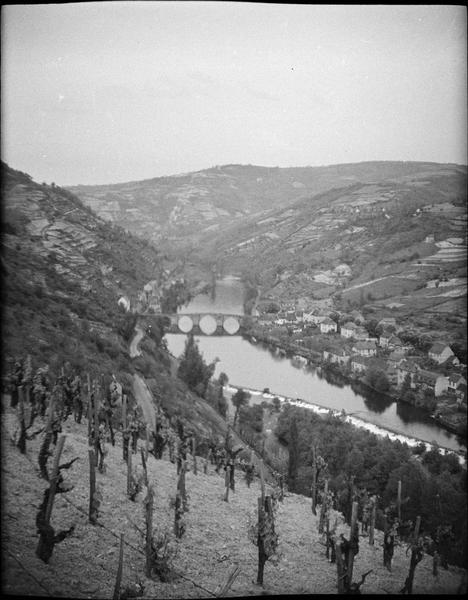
[68,162,464,252]
[1,163,171,387]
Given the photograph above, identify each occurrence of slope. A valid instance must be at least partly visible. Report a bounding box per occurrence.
[1,162,235,447]
[1,402,465,598]
[67,162,465,252]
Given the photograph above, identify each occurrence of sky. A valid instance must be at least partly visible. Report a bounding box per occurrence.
[1,2,467,186]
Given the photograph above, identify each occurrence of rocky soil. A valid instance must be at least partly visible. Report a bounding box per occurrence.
[1,400,465,598]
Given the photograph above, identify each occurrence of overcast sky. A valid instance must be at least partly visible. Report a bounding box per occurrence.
[2,2,466,186]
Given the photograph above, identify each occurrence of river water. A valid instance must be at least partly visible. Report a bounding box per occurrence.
[165,276,464,454]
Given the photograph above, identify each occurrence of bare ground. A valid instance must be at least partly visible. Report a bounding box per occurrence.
[1,401,465,598]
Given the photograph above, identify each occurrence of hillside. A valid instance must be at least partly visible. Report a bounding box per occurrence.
[67,161,467,338]
[0,162,234,444]
[67,161,465,252]
[2,403,465,597]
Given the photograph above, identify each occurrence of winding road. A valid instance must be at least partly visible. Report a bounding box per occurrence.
[129,325,145,358]
[129,324,156,431]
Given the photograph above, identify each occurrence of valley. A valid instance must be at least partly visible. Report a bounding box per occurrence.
[2,160,467,597]
[69,161,467,441]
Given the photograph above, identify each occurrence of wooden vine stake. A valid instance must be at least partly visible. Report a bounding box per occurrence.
[259,459,265,503]
[192,436,197,475]
[94,382,100,465]
[397,480,402,522]
[140,447,149,488]
[87,374,92,444]
[174,462,186,538]
[256,492,277,587]
[122,394,129,462]
[36,435,66,560]
[310,444,317,515]
[16,385,27,454]
[223,463,230,502]
[112,533,124,600]
[400,516,423,595]
[145,425,150,461]
[347,501,359,587]
[318,479,329,533]
[145,486,154,576]
[89,448,98,524]
[127,444,133,497]
[369,495,376,546]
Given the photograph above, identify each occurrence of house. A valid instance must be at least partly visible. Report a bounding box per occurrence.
[397,360,419,388]
[351,356,369,374]
[352,341,377,357]
[350,310,365,324]
[447,373,467,392]
[295,310,304,323]
[117,296,131,312]
[379,332,393,348]
[323,348,351,367]
[303,312,325,325]
[416,370,449,397]
[334,264,352,277]
[387,350,407,368]
[285,310,297,323]
[378,317,398,330]
[340,322,359,338]
[387,335,404,350]
[455,383,467,404]
[428,343,455,365]
[354,327,371,341]
[320,317,338,334]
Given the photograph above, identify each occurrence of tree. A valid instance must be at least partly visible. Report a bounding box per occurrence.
[177,334,217,398]
[272,397,281,412]
[366,368,390,393]
[231,388,251,428]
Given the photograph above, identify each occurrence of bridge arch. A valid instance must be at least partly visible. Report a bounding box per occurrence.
[178,315,193,333]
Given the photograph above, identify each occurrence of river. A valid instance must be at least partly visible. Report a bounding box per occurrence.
[165,276,464,454]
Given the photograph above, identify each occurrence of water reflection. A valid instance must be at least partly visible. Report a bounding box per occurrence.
[350,382,394,414]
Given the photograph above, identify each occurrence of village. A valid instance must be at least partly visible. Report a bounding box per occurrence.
[248,304,467,437]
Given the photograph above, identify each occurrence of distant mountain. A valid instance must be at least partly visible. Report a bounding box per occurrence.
[68,161,466,252]
[68,162,467,323]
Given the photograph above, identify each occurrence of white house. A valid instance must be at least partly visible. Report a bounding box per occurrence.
[117,296,131,312]
[320,317,338,334]
[428,343,456,365]
[448,373,467,393]
[323,348,351,366]
[352,341,377,357]
[351,356,369,374]
[416,370,449,397]
[340,322,358,338]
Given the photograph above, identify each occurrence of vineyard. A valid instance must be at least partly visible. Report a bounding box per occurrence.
[1,363,466,597]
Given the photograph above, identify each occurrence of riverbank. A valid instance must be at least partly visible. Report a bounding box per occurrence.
[241,329,466,444]
[224,383,466,465]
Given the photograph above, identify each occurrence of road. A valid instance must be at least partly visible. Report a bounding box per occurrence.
[129,325,145,358]
[132,373,156,432]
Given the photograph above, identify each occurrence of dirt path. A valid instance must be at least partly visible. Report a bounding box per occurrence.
[129,325,145,358]
[132,373,156,432]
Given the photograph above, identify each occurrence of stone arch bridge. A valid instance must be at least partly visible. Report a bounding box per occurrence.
[137,312,251,336]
